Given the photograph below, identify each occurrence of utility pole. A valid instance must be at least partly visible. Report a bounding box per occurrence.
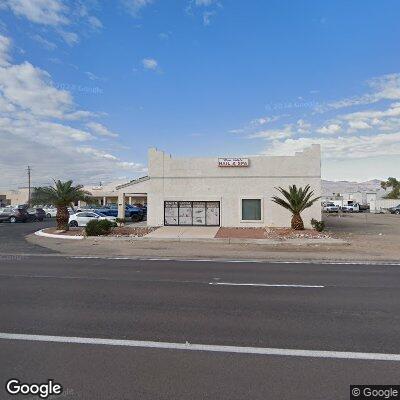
[27,166,31,207]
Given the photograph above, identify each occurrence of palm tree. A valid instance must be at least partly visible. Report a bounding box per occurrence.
[381,177,400,199]
[271,185,320,230]
[31,180,91,230]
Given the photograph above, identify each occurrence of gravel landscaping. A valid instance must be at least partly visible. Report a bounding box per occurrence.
[215,227,333,240]
[42,226,158,238]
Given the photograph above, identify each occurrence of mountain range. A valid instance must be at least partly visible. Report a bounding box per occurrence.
[322,179,385,196]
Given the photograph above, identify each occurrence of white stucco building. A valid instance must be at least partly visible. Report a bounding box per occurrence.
[117,145,322,228]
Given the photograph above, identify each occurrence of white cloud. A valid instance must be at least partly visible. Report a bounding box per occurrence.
[0,61,78,119]
[31,34,57,50]
[3,0,103,46]
[142,58,158,70]
[316,123,341,135]
[77,146,118,160]
[296,119,311,134]
[187,0,222,26]
[0,34,144,188]
[321,73,400,112]
[0,35,11,66]
[249,125,293,140]
[87,16,103,30]
[202,10,216,25]
[348,120,371,132]
[86,122,119,138]
[4,0,69,26]
[85,71,101,81]
[195,0,218,5]
[121,0,153,17]
[264,132,400,160]
[58,30,79,46]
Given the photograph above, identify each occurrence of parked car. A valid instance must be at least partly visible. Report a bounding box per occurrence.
[43,206,57,218]
[125,204,144,222]
[106,204,144,222]
[0,207,29,223]
[359,204,370,212]
[68,211,116,227]
[96,208,118,217]
[27,207,46,222]
[341,203,360,213]
[323,202,339,213]
[388,204,400,215]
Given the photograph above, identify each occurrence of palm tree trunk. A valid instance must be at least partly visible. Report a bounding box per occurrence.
[56,205,69,231]
[291,213,304,230]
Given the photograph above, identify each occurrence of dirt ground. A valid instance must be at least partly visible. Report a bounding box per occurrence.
[26,213,400,262]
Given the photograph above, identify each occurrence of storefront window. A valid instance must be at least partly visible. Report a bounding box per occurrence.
[241,199,261,220]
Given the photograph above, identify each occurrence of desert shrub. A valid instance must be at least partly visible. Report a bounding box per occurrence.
[85,219,116,236]
[311,218,325,232]
[116,218,126,226]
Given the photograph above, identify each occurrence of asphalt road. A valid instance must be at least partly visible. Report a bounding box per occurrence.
[1,256,400,399]
[0,218,54,254]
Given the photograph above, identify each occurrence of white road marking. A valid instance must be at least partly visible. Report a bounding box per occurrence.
[0,332,399,361]
[0,273,326,288]
[67,256,400,266]
[209,282,324,288]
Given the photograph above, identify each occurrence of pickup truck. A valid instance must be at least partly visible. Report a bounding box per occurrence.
[323,203,339,213]
[341,203,360,213]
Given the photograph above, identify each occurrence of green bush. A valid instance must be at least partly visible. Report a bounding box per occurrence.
[116,217,126,226]
[311,218,325,232]
[85,219,116,236]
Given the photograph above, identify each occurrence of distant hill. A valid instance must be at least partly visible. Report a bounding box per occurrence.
[322,179,386,197]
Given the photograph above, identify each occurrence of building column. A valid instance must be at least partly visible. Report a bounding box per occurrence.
[128,196,132,205]
[118,192,126,219]
[103,196,106,206]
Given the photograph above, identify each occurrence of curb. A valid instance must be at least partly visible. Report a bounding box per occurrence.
[35,229,84,240]
[34,229,347,246]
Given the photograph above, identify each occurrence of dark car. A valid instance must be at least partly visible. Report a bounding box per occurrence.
[96,208,118,217]
[0,207,29,223]
[389,204,400,215]
[106,205,144,222]
[133,203,147,220]
[27,207,46,222]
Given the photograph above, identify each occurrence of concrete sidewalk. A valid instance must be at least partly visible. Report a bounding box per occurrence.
[145,226,219,239]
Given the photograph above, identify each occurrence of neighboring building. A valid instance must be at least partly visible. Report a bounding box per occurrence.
[117,145,321,228]
[0,187,29,206]
[78,181,147,207]
[321,191,379,207]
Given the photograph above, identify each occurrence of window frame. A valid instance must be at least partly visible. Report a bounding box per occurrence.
[240,197,263,223]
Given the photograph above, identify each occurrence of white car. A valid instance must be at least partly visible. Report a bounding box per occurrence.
[68,211,116,227]
[43,207,57,218]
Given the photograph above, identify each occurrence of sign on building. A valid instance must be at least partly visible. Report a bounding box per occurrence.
[218,158,249,167]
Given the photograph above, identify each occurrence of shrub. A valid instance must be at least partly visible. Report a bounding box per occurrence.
[85,219,116,236]
[311,218,325,232]
[116,218,126,227]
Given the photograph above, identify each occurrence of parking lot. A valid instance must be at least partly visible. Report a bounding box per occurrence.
[0,219,55,254]
[325,212,400,236]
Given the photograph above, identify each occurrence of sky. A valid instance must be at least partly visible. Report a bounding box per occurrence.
[0,0,400,189]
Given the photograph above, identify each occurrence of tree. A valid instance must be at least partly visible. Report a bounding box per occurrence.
[31,180,91,230]
[271,185,320,230]
[381,177,400,199]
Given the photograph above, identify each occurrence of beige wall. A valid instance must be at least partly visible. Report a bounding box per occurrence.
[119,145,322,228]
[0,188,29,206]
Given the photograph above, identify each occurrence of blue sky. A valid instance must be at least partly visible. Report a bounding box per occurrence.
[0,0,400,188]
